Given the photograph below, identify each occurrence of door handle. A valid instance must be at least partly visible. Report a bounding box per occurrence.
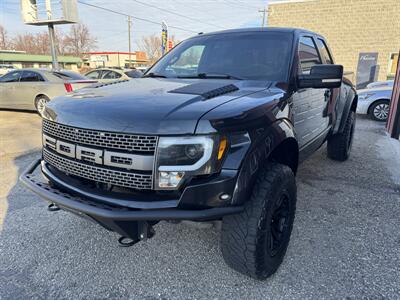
[324,89,331,101]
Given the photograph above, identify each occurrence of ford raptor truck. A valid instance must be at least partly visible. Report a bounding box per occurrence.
[21,28,357,279]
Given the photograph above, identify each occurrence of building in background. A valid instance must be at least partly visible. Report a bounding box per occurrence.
[267,0,400,88]
[83,51,149,70]
[0,50,82,71]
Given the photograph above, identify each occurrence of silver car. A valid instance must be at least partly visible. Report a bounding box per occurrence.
[0,69,97,116]
[356,85,393,121]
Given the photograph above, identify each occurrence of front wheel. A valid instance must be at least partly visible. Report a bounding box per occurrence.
[34,95,50,117]
[221,163,297,280]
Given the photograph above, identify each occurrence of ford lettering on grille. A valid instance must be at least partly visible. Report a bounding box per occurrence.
[43,134,154,171]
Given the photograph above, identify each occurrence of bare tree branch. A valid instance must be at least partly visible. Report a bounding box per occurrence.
[139,34,178,64]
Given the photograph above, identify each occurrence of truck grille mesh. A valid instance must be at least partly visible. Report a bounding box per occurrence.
[43,119,157,153]
[43,149,153,190]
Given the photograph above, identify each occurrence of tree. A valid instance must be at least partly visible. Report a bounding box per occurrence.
[63,24,97,57]
[0,25,11,49]
[139,34,178,64]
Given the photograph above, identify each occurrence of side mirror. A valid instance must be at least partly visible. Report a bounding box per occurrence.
[298,64,343,89]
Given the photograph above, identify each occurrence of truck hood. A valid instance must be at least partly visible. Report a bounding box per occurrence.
[44,78,271,135]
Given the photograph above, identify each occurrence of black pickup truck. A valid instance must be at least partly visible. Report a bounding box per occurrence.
[21,28,357,279]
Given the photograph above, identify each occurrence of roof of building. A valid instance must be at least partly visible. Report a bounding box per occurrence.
[0,52,82,63]
[83,52,142,55]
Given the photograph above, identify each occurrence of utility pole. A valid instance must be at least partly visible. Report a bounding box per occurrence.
[46,0,59,69]
[259,8,268,27]
[128,16,132,68]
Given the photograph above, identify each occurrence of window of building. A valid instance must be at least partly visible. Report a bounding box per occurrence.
[298,36,321,74]
[316,38,333,64]
[20,71,45,82]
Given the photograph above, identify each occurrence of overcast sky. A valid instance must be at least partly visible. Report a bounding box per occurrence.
[1,0,270,52]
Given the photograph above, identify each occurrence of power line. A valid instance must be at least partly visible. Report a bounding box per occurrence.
[129,0,226,30]
[220,0,261,10]
[77,1,198,33]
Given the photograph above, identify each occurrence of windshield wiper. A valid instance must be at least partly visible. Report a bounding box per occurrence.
[178,73,243,80]
[143,72,167,78]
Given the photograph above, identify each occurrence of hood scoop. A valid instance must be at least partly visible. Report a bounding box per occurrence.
[169,82,239,100]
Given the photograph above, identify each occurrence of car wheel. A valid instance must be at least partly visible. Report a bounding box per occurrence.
[369,100,390,122]
[327,111,355,161]
[34,95,50,117]
[221,163,297,280]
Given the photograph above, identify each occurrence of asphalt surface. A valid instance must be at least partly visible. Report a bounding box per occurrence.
[0,111,399,299]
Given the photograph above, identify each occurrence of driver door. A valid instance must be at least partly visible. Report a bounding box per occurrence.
[292,36,330,150]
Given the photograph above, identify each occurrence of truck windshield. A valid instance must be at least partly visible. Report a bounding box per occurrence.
[147,31,293,81]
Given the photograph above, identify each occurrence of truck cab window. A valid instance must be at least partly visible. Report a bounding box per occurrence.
[298,36,321,74]
[316,38,334,64]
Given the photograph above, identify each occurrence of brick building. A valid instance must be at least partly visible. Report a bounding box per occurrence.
[267,0,400,86]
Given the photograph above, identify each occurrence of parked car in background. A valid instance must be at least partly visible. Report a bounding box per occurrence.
[366,80,394,89]
[84,68,142,83]
[0,69,97,116]
[357,86,393,121]
[0,64,16,76]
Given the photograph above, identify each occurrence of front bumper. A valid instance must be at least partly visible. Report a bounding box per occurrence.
[19,159,244,222]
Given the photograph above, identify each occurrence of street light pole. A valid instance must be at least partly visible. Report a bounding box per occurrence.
[46,0,59,69]
[48,23,59,70]
[128,16,132,68]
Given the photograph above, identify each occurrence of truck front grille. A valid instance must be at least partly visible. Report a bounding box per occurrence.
[43,119,157,153]
[43,149,153,190]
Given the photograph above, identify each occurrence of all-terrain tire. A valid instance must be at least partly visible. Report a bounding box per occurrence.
[221,163,297,280]
[327,111,355,161]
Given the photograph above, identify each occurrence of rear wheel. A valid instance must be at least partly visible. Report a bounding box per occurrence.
[34,95,50,117]
[327,111,355,161]
[221,163,297,280]
[369,100,390,122]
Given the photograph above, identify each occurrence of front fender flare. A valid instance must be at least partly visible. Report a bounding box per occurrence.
[230,119,298,206]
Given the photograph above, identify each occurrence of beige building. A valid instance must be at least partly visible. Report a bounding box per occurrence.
[0,50,82,71]
[267,0,400,83]
[83,51,149,69]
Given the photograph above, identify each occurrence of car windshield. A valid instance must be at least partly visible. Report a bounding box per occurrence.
[52,71,87,80]
[146,31,293,81]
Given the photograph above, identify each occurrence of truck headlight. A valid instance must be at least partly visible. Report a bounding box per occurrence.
[154,135,227,190]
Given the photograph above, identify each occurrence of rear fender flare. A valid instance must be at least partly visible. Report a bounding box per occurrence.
[334,88,357,134]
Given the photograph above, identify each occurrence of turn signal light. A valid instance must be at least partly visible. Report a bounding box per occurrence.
[218,137,227,160]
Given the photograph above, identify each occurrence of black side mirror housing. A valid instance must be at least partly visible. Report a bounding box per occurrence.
[298,64,343,89]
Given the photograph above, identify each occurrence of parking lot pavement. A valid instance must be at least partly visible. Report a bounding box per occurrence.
[0,112,399,299]
[0,111,42,157]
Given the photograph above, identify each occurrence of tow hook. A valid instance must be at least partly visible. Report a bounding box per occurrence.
[47,203,60,212]
[117,221,155,247]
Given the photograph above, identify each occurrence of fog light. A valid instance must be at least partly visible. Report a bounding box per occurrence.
[158,171,185,188]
